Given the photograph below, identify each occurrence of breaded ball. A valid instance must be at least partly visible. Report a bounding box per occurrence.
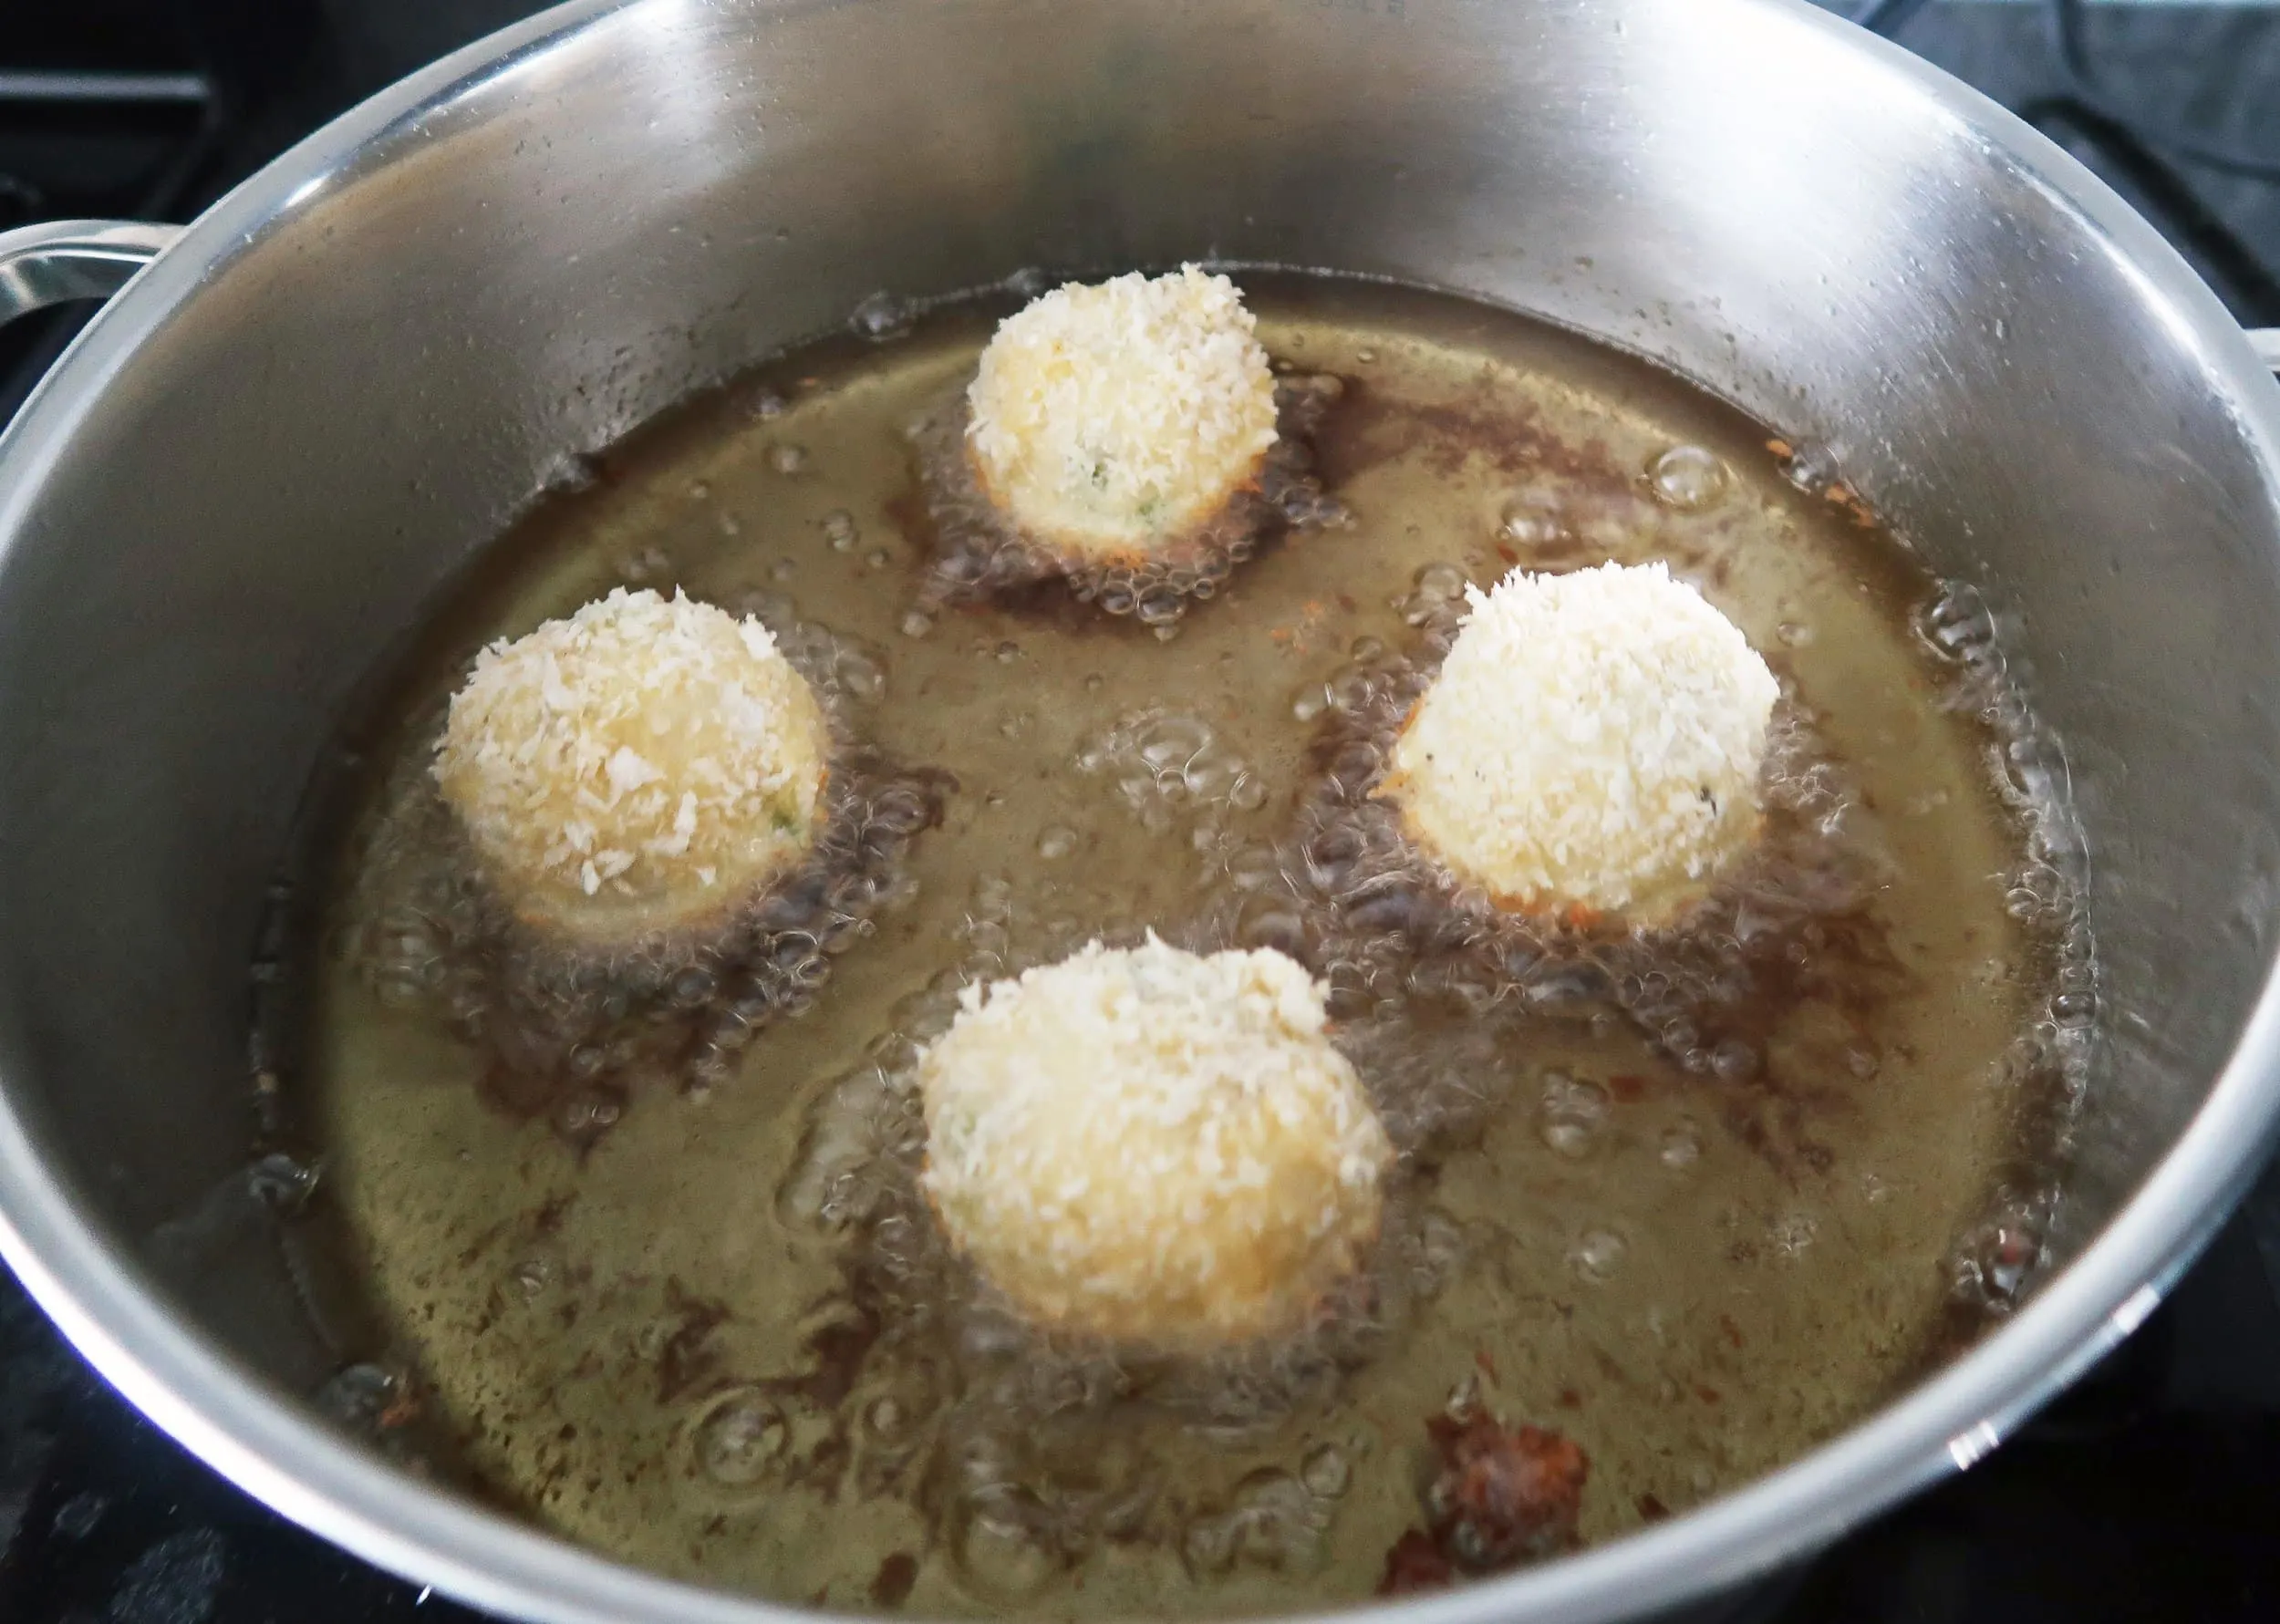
[433,586,829,943]
[1383,561,1778,924]
[965,265,1280,564]
[917,936,1393,1350]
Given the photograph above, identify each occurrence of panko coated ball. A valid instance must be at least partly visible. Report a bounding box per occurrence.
[965,266,1280,564]
[1382,561,1778,924]
[433,586,829,944]
[917,936,1393,1350]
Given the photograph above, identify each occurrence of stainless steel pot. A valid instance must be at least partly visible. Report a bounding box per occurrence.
[0,2,2277,1620]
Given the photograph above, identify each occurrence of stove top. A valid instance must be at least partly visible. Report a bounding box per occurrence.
[4,5,2279,1620]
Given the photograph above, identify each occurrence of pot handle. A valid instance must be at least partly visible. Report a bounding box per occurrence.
[0,220,183,325]
[2255,329,2280,378]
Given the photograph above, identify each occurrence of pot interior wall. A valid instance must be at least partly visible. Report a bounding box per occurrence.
[0,0,2275,1498]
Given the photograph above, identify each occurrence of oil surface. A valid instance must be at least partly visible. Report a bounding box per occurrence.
[296,277,2077,1617]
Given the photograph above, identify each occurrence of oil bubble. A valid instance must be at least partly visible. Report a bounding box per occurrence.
[1923,584,1999,665]
[538,450,601,495]
[248,1152,321,1215]
[1539,1073,1611,1158]
[1568,1229,1626,1283]
[850,290,916,343]
[693,1391,788,1486]
[1221,844,1280,893]
[864,1395,912,1443]
[1182,1514,1238,1577]
[1768,1213,1818,1259]
[1648,445,1729,510]
[823,510,859,551]
[1499,494,1569,548]
[1182,1471,1327,1577]
[1037,826,1078,861]
[1445,1372,1485,1422]
[1415,562,1467,601]
[1301,1443,1351,1499]
[777,1065,904,1230]
[617,544,670,584]
[1781,440,1839,495]
[555,1093,616,1136]
[315,1363,401,1433]
[768,443,808,476]
[951,1489,1061,1601]
[834,647,887,702]
[50,1492,104,1540]
[1954,1207,2043,1309]
[1326,667,1374,716]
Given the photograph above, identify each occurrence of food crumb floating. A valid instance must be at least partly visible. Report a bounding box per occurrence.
[966,265,1280,563]
[1382,561,1779,923]
[432,585,829,943]
[917,936,1394,1350]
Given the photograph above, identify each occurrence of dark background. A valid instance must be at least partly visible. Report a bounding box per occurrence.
[4,3,2280,1620]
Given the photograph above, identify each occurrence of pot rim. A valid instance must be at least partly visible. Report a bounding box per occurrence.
[1,3,2277,1622]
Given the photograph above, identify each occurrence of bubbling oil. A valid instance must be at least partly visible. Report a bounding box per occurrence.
[342,601,949,1143]
[286,275,2088,1618]
[909,370,1349,625]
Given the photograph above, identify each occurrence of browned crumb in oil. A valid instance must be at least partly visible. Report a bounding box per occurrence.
[1378,1405,1588,1593]
[869,1552,919,1608]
